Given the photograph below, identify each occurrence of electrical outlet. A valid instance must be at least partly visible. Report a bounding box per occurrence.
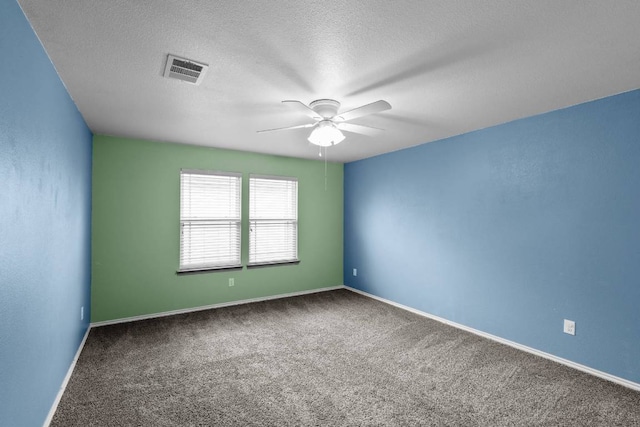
[229,278,235,287]
[563,319,575,335]
[353,268,357,276]
[81,306,84,321]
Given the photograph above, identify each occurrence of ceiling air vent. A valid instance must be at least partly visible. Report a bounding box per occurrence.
[164,54,208,85]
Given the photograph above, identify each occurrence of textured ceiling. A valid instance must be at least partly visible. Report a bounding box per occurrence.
[17,0,640,162]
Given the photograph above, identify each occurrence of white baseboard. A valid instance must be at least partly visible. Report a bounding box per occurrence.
[43,326,91,427]
[345,286,640,392]
[91,285,345,328]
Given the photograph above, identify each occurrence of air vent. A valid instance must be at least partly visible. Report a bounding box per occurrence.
[164,54,208,85]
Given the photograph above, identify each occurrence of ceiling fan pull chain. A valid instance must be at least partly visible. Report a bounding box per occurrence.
[324,147,328,191]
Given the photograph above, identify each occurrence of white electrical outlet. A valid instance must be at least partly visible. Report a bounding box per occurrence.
[353,268,357,276]
[81,306,84,321]
[229,278,235,287]
[563,319,575,335]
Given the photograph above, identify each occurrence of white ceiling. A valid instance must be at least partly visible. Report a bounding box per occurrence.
[18,0,640,162]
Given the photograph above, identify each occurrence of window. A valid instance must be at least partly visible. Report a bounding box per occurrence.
[249,175,298,266]
[179,170,241,272]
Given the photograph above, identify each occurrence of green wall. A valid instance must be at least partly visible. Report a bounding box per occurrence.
[92,135,343,322]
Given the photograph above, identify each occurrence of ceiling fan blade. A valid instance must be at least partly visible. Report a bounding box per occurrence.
[257,123,316,133]
[336,100,391,122]
[336,122,385,136]
[282,100,323,120]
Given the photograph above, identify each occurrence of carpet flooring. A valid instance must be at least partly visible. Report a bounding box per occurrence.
[52,289,640,426]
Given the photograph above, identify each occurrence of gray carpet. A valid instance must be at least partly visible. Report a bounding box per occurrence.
[52,289,640,426]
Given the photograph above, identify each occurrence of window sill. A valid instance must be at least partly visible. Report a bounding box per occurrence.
[247,260,300,269]
[176,265,243,275]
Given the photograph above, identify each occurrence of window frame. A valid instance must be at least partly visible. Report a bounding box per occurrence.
[248,174,299,268]
[177,169,243,274]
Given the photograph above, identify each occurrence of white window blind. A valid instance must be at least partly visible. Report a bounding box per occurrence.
[179,170,241,271]
[249,175,298,265]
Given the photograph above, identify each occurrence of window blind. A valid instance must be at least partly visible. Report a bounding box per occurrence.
[249,175,298,265]
[179,170,242,271]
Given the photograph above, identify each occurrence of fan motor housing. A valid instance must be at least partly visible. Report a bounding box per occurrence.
[310,99,340,118]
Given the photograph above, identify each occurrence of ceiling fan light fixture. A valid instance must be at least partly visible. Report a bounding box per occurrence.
[258,98,390,152]
[308,120,345,146]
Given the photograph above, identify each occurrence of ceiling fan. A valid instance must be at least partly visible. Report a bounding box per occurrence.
[257,99,391,147]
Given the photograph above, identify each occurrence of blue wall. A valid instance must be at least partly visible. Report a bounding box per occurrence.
[345,89,640,384]
[0,1,92,425]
